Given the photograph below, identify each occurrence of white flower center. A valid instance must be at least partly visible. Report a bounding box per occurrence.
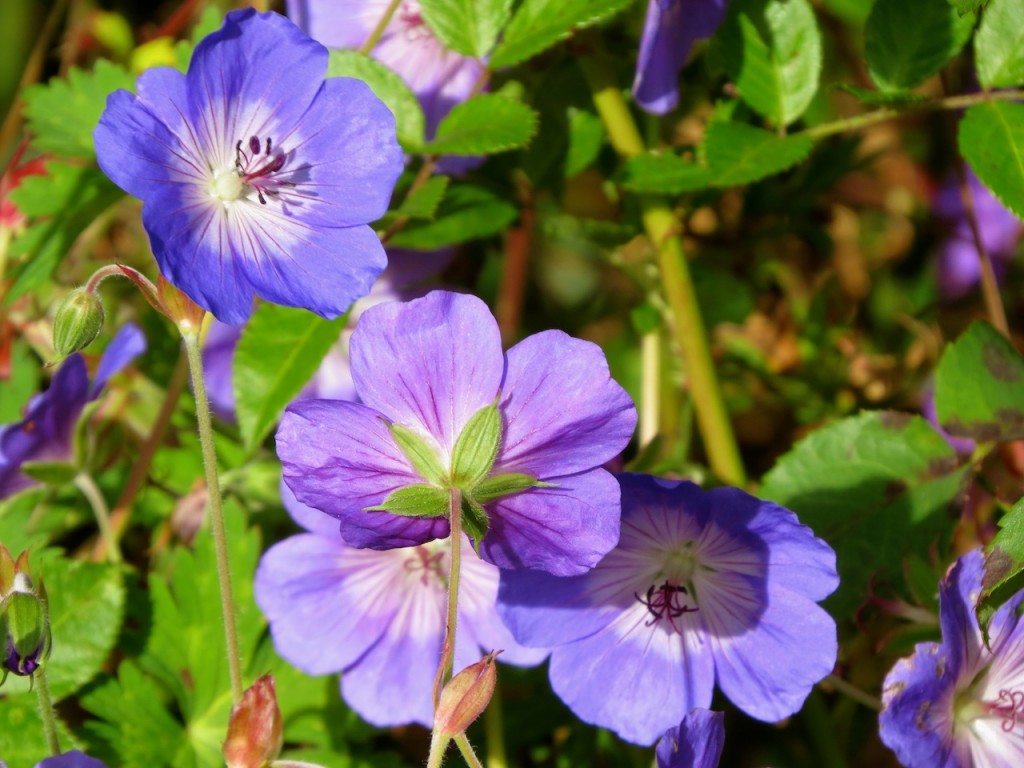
[210,168,244,204]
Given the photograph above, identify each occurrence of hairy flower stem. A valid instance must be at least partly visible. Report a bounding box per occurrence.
[579,49,746,488]
[74,472,122,565]
[360,0,403,55]
[433,486,464,710]
[454,734,485,768]
[182,328,244,704]
[35,667,61,755]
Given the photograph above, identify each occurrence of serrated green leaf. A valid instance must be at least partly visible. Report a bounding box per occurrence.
[976,0,1024,87]
[959,101,1024,220]
[451,403,502,487]
[489,0,636,68]
[422,95,537,156]
[760,411,968,617]
[4,163,123,306]
[979,496,1024,629]
[715,0,822,126]
[389,184,518,248]
[865,0,974,91]
[366,484,450,517]
[327,49,426,150]
[705,121,814,186]
[22,59,135,157]
[420,0,512,57]
[399,175,450,220]
[934,321,1024,443]
[619,154,712,193]
[0,693,79,766]
[234,304,347,452]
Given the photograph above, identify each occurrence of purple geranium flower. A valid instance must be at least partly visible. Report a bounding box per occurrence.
[94,9,403,325]
[286,1,485,137]
[254,482,547,727]
[656,709,725,768]
[632,0,728,115]
[276,290,637,576]
[935,167,1022,300]
[880,549,1024,767]
[497,473,839,745]
[34,753,107,768]
[0,324,145,499]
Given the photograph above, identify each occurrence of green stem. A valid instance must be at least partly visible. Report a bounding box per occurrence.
[359,0,402,55]
[182,329,244,704]
[579,51,746,487]
[454,734,486,768]
[74,473,121,565]
[34,667,61,756]
[638,330,660,448]
[433,487,464,709]
[823,674,882,711]
[426,729,450,768]
[483,679,507,768]
[800,88,1024,141]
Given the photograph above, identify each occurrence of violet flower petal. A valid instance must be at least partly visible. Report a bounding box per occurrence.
[655,709,726,768]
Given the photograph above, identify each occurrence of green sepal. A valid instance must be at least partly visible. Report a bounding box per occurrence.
[365,484,450,518]
[0,590,51,678]
[19,461,79,486]
[451,403,502,488]
[388,422,447,486]
[472,473,553,503]
[460,497,490,551]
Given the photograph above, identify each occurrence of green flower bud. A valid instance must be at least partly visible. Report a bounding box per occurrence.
[53,287,105,359]
[0,546,51,684]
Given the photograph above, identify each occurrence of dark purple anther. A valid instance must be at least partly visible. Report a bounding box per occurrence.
[249,135,261,154]
[635,581,698,633]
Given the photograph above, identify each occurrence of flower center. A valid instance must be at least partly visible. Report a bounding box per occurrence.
[634,580,698,634]
[211,135,291,206]
[396,1,431,42]
[991,688,1024,733]
[403,543,447,587]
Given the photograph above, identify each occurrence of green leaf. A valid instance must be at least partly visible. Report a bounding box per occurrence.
[760,411,969,617]
[472,472,548,503]
[451,403,502,487]
[976,0,1024,87]
[565,107,605,177]
[420,0,512,57]
[327,49,426,150]
[715,0,822,126]
[951,0,987,12]
[389,184,519,248]
[979,496,1024,629]
[174,6,225,71]
[234,304,347,452]
[22,59,135,157]
[19,461,79,486]
[704,121,814,186]
[4,163,123,306]
[422,95,538,156]
[0,693,79,766]
[619,154,712,193]
[934,321,1024,442]
[389,422,447,485]
[461,496,490,544]
[0,342,39,422]
[489,0,636,68]
[366,484,450,517]
[865,0,974,91]
[399,175,450,219]
[959,101,1024,219]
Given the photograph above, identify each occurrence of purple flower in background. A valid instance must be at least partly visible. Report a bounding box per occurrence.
[935,168,1022,300]
[0,324,145,499]
[286,1,485,137]
[34,754,107,768]
[94,10,403,326]
[35,754,106,768]
[254,482,547,727]
[656,709,725,768]
[880,549,1024,767]
[277,290,637,576]
[633,0,728,115]
[498,473,838,745]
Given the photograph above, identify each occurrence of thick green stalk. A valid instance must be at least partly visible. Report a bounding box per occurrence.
[182,329,244,703]
[35,668,61,755]
[74,473,122,565]
[578,53,746,487]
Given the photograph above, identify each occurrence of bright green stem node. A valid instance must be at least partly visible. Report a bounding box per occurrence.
[182,328,244,704]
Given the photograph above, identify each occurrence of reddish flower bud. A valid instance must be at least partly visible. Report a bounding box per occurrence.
[157,275,206,333]
[434,651,501,737]
[223,675,283,768]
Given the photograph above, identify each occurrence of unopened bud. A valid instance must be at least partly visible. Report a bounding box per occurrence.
[434,651,501,737]
[223,675,283,768]
[53,288,105,359]
[0,547,51,684]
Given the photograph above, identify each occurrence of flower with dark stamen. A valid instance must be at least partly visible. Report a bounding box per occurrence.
[498,473,838,745]
[94,9,403,325]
